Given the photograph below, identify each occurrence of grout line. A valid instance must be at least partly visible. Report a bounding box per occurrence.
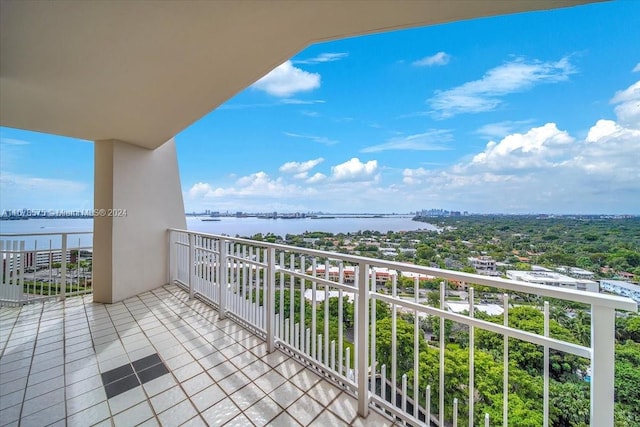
[2,285,365,427]
[15,300,44,424]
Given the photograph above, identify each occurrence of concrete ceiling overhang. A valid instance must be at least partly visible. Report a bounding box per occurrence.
[0,0,598,150]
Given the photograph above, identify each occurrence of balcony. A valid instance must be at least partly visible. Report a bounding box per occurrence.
[1,230,636,426]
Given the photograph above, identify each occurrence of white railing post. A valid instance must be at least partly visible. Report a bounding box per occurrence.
[590,304,616,427]
[503,294,509,427]
[543,301,550,427]
[439,282,446,424]
[168,230,176,285]
[469,287,475,427]
[188,233,194,299]
[357,261,370,417]
[60,233,67,300]
[266,247,276,353]
[218,239,228,319]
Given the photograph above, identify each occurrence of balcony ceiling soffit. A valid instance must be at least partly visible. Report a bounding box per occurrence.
[0,1,598,149]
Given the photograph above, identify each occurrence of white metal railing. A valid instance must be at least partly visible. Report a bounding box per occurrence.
[168,229,636,427]
[0,232,93,306]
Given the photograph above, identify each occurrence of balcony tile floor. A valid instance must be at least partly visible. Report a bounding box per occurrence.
[0,285,395,426]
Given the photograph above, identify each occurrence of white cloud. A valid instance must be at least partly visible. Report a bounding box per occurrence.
[475,120,536,139]
[610,80,640,128]
[400,109,639,213]
[402,167,430,185]
[279,158,324,174]
[188,172,312,202]
[0,137,30,146]
[580,119,640,183]
[280,99,325,105]
[253,61,320,97]
[188,182,214,198]
[0,172,90,210]
[295,53,348,65]
[218,98,324,110]
[361,130,453,153]
[293,172,308,180]
[186,82,639,214]
[429,56,576,118]
[306,173,326,184]
[331,158,378,182]
[413,52,451,67]
[284,132,337,145]
[633,63,640,73]
[301,111,321,117]
[470,123,574,171]
[0,172,87,194]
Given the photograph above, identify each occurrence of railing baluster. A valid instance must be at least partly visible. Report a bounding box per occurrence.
[169,230,176,285]
[48,239,52,294]
[414,277,419,420]
[391,274,397,411]
[300,256,306,353]
[242,245,248,323]
[21,241,26,300]
[356,261,370,417]
[266,247,276,353]
[60,233,67,300]
[544,301,549,427]
[338,261,344,376]
[32,240,38,296]
[219,239,227,319]
[249,246,255,326]
[289,253,295,346]
[370,270,377,396]
[311,258,317,360]
[439,281,445,424]
[284,320,289,345]
[279,252,284,341]
[324,262,330,367]
[453,398,458,427]
[0,241,4,296]
[426,384,431,425]
[187,233,194,300]
[381,364,387,402]
[503,293,509,427]
[331,340,336,372]
[469,287,475,427]
[402,373,407,422]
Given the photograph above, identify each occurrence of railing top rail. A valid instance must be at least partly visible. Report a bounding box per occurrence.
[168,228,638,312]
[0,231,93,237]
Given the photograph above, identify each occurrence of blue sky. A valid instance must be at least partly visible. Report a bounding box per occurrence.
[1,1,639,214]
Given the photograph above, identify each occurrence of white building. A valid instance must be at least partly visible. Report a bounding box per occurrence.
[556,266,595,279]
[2,250,72,271]
[506,270,599,292]
[30,250,73,268]
[469,256,501,276]
[447,302,504,316]
[307,264,397,285]
[600,280,640,303]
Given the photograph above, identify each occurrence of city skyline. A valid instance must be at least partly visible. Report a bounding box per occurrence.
[1,1,639,214]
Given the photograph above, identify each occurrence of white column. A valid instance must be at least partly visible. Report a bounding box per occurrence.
[93,138,186,303]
